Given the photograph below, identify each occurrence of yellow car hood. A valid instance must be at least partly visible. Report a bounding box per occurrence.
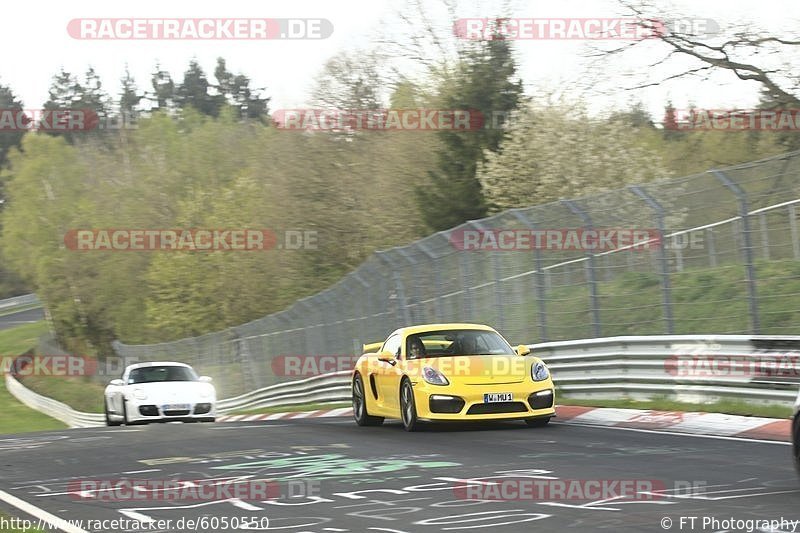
[406,355,529,385]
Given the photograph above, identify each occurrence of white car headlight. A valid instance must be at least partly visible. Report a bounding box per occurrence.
[199,385,214,399]
[531,362,550,382]
[133,388,148,400]
[422,366,449,386]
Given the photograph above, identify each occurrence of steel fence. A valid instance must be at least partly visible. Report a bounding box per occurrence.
[113,150,800,397]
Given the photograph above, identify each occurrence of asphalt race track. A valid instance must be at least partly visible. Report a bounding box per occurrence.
[0,307,44,331]
[1,418,798,533]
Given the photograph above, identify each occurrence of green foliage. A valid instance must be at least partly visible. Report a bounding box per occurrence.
[0,83,25,170]
[0,321,67,434]
[1,106,438,346]
[417,39,523,231]
[478,101,672,212]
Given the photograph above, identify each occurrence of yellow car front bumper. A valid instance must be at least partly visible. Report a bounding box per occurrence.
[410,378,555,421]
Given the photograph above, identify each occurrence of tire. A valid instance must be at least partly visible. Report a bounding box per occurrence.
[525,417,551,428]
[121,398,136,425]
[105,399,121,427]
[400,379,419,432]
[352,374,384,426]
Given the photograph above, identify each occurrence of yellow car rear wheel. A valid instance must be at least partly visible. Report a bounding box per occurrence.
[352,374,384,427]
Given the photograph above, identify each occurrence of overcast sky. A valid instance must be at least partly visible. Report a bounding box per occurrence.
[3,0,799,121]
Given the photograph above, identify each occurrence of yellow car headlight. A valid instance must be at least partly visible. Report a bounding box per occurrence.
[423,366,449,386]
[531,362,550,382]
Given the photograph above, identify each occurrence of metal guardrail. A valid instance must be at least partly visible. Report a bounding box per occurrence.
[4,373,104,428]
[6,335,799,428]
[0,293,40,312]
[537,335,800,404]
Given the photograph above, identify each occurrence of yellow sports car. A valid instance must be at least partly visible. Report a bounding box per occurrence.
[351,323,555,431]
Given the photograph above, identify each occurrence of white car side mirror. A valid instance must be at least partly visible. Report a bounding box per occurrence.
[198,376,213,383]
[109,379,124,386]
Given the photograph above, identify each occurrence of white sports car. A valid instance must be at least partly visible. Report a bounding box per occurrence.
[104,362,216,425]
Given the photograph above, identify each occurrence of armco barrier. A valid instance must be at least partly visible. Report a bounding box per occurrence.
[539,335,800,404]
[4,373,104,428]
[0,293,40,312]
[5,335,799,428]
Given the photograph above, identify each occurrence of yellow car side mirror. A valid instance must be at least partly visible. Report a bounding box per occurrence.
[377,351,397,366]
[516,345,531,356]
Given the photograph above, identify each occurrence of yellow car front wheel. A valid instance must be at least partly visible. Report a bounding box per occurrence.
[400,379,419,432]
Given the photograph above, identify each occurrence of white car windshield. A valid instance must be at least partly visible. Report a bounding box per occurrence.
[128,366,198,384]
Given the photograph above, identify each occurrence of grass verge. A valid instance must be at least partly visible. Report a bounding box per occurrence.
[16,374,105,413]
[558,396,793,419]
[0,321,66,434]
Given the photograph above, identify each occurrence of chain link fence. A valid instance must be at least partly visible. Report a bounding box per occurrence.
[113,150,800,397]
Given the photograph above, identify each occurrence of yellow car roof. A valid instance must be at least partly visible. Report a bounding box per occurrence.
[394,323,498,336]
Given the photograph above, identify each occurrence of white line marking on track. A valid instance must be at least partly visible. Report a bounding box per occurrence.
[0,489,89,533]
[211,424,289,429]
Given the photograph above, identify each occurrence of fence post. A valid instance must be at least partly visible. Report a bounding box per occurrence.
[416,240,445,322]
[396,248,421,324]
[450,227,474,322]
[758,212,770,260]
[351,271,371,343]
[511,209,548,342]
[790,204,800,260]
[629,185,675,334]
[706,228,718,267]
[712,170,760,334]
[376,251,412,327]
[469,220,504,331]
[561,200,601,337]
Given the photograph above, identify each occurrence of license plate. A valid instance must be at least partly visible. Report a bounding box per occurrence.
[163,404,190,410]
[483,392,513,403]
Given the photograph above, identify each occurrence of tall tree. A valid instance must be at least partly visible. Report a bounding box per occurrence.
[213,58,270,121]
[119,67,142,121]
[0,82,25,170]
[592,2,800,110]
[150,63,176,111]
[42,68,109,142]
[175,60,223,117]
[417,38,523,231]
[311,50,384,110]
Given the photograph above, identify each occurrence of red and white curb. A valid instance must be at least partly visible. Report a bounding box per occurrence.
[555,405,791,442]
[219,405,792,442]
[218,407,353,423]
